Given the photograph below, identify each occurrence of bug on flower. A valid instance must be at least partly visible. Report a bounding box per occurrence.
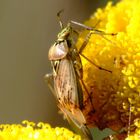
[45,11,115,140]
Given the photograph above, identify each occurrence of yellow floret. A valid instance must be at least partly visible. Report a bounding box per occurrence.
[1,0,140,140]
[76,0,140,139]
[0,121,81,140]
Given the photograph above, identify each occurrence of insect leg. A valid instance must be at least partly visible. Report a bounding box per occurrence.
[78,31,112,73]
[78,31,92,54]
[80,79,94,108]
[80,53,112,73]
[44,73,57,98]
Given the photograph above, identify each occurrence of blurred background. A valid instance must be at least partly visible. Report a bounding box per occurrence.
[0,0,116,139]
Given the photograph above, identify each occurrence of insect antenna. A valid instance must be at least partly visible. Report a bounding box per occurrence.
[57,9,64,29]
[71,20,117,45]
[70,20,116,36]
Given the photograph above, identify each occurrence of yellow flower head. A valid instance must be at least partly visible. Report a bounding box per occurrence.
[2,1,140,140]
[76,0,140,139]
[0,121,81,140]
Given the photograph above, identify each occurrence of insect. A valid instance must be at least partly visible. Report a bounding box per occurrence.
[45,11,115,140]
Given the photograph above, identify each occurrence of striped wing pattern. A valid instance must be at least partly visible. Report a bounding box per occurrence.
[54,58,79,107]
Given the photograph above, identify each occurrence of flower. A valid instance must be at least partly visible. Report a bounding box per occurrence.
[76,0,140,139]
[0,120,81,140]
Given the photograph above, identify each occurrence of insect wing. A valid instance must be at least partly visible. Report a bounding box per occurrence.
[48,41,68,60]
[54,58,79,107]
[59,104,93,140]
